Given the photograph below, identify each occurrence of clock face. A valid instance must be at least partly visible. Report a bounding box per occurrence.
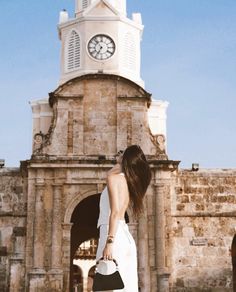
[88,34,115,60]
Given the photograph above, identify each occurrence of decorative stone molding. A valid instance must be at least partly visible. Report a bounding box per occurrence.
[150,133,168,159]
[64,189,100,223]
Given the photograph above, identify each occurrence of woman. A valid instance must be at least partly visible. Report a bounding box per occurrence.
[96,145,151,291]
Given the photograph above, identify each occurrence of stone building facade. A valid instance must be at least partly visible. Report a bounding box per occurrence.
[0,0,235,291]
[1,74,235,291]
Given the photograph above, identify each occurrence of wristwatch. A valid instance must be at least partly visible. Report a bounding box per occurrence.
[106,238,114,244]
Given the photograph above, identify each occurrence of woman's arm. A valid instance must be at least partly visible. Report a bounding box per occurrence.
[102,174,121,260]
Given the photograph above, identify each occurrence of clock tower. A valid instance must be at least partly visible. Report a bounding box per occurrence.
[58,0,144,87]
[26,2,170,291]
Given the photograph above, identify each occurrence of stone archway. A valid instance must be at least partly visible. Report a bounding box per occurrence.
[232,234,236,292]
[69,194,101,291]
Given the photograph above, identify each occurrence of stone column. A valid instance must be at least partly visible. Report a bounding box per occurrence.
[29,183,46,291]
[48,184,63,291]
[83,276,88,292]
[9,227,26,291]
[62,223,73,292]
[51,184,62,268]
[9,258,24,292]
[155,182,170,292]
[138,209,151,292]
[33,183,45,270]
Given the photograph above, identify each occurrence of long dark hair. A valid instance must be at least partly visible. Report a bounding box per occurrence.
[121,145,151,217]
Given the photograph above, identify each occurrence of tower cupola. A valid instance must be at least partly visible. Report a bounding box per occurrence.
[58,0,144,87]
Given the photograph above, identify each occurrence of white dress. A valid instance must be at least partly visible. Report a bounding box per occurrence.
[96,173,139,292]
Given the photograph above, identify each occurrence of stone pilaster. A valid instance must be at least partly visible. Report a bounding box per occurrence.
[138,209,151,292]
[48,183,63,291]
[9,227,26,291]
[29,183,46,291]
[155,182,170,292]
[51,184,63,269]
[33,183,45,270]
[62,223,73,292]
[67,111,73,155]
[9,257,25,292]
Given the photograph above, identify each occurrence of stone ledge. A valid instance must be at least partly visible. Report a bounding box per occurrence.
[179,168,236,175]
[0,212,27,217]
[0,167,20,174]
[173,211,236,217]
[26,156,180,171]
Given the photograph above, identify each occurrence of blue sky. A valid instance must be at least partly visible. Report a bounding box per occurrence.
[0,0,235,168]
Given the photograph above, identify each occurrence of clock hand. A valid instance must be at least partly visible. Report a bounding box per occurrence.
[98,43,104,52]
[95,43,101,53]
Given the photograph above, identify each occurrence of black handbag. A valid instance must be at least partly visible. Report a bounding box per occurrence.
[92,258,124,291]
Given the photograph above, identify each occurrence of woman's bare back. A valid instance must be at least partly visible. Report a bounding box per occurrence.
[107,164,130,220]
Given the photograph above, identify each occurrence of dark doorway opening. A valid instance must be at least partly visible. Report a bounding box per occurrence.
[232,234,236,292]
[70,194,100,291]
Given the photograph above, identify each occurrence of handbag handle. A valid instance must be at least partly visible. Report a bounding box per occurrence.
[96,257,118,266]
[96,258,120,272]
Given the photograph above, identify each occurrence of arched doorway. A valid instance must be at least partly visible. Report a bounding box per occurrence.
[232,234,236,292]
[70,194,100,291]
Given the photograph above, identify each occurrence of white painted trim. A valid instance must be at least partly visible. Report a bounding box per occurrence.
[58,15,143,32]
[29,98,49,106]
[82,0,120,17]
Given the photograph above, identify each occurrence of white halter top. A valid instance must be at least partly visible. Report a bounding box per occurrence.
[97,173,125,228]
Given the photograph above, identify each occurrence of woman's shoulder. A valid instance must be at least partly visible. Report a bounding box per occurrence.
[107,172,125,185]
[107,172,124,180]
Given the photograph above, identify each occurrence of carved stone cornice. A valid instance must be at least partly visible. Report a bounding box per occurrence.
[148,159,180,172]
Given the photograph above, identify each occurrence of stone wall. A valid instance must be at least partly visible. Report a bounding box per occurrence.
[37,75,160,158]
[0,168,26,292]
[170,169,236,291]
[1,164,236,291]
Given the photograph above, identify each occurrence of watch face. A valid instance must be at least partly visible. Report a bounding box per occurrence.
[88,34,115,60]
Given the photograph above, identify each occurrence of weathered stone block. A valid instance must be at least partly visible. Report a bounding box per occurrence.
[13,227,26,237]
[177,204,185,211]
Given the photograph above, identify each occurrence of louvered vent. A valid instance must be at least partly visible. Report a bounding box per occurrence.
[82,0,88,9]
[67,31,80,71]
[123,33,136,71]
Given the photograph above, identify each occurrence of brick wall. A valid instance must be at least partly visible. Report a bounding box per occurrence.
[170,169,236,291]
[0,168,26,291]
